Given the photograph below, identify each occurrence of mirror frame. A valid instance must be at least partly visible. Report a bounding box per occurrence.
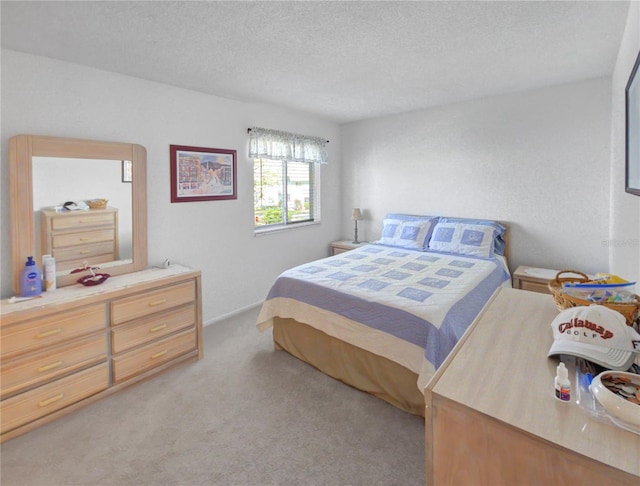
[9,135,148,293]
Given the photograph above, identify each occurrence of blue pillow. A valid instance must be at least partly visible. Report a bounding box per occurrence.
[428,222,497,258]
[436,217,506,256]
[376,215,438,251]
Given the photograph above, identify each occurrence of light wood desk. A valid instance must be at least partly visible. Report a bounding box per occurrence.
[425,287,640,485]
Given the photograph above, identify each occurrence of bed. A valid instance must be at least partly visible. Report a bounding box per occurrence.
[256,214,511,416]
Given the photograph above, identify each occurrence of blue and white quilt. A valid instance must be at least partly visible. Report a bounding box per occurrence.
[257,244,511,389]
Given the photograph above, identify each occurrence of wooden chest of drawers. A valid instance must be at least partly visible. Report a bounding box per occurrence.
[0,265,202,442]
[40,208,119,272]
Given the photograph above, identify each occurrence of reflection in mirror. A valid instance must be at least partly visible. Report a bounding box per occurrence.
[32,157,133,276]
[8,135,147,293]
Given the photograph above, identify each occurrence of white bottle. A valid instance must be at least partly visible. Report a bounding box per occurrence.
[554,362,571,402]
[43,255,57,291]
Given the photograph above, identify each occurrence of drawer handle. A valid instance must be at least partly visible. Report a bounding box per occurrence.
[35,328,62,339]
[79,250,91,254]
[149,324,167,333]
[150,349,168,359]
[148,299,167,307]
[39,393,64,407]
[37,360,63,373]
[79,237,90,242]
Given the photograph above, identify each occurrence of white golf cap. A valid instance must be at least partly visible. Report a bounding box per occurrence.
[548,305,640,371]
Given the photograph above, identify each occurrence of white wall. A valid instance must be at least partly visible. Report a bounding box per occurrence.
[0,50,343,324]
[341,78,613,275]
[610,1,640,284]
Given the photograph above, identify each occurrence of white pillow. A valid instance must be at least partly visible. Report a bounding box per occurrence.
[428,222,495,258]
[376,218,436,251]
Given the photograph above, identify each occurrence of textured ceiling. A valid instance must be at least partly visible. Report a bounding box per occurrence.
[0,1,631,124]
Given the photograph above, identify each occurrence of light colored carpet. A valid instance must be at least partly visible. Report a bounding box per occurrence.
[0,306,425,485]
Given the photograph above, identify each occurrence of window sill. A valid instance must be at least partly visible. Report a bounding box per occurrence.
[254,221,320,236]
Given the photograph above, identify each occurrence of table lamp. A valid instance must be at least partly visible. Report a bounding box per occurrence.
[352,208,363,244]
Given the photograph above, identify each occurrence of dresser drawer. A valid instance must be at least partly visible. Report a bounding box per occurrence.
[520,280,551,294]
[111,281,196,326]
[52,228,115,249]
[53,241,116,263]
[112,329,196,383]
[55,254,118,273]
[1,332,107,399]
[50,211,115,231]
[0,362,108,435]
[1,304,106,359]
[111,304,196,354]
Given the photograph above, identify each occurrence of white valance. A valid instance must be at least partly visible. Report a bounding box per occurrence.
[248,127,328,164]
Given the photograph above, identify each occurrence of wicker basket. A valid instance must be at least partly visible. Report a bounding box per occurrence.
[86,198,108,210]
[548,270,640,326]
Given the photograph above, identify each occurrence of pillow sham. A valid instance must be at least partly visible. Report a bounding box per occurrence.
[384,213,439,222]
[428,222,497,258]
[436,217,506,256]
[376,217,438,251]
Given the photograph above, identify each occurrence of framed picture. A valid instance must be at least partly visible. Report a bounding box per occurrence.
[170,145,237,202]
[625,49,640,196]
[122,160,132,183]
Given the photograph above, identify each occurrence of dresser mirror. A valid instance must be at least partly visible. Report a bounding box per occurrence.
[8,135,148,292]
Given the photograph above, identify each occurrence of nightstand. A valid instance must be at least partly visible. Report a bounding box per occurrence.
[330,240,367,255]
[512,265,560,294]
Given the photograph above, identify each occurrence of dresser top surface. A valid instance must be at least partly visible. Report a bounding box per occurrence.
[1,264,199,317]
[41,207,117,216]
[428,286,640,477]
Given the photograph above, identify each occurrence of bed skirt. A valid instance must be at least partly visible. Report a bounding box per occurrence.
[273,317,425,417]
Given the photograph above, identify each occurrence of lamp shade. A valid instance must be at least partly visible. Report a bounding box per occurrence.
[351,208,362,220]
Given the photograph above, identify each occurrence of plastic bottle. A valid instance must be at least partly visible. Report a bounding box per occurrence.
[20,256,42,297]
[43,255,56,292]
[554,362,571,402]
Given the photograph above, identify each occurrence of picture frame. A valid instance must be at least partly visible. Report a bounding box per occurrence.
[122,159,132,183]
[625,49,640,196]
[170,145,237,202]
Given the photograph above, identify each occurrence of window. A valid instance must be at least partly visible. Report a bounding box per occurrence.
[249,127,327,232]
[254,158,320,229]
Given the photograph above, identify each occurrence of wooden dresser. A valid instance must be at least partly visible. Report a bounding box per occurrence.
[40,208,119,272]
[0,264,202,443]
[425,287,640,485]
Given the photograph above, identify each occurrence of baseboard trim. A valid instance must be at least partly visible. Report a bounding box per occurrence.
[203,300,263,327]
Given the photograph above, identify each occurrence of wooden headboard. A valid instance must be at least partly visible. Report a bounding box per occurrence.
[499,221,510,270]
